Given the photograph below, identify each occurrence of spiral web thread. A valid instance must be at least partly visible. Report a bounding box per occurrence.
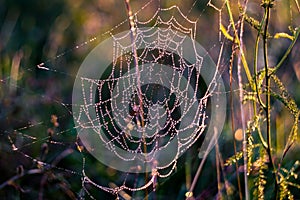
[73,5,219,198]
[0,1,225,199]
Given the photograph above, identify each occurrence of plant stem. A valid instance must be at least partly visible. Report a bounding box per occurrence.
[262,3,279,197]
[225,0,254,90]
[229,49,243,200]
[263,3,273,170]
[215,142,222,199]
[253,2,269,150]
[124,1,149,198]
[225,0,249,199]
[124,0,144,121]
[254,14,267,109]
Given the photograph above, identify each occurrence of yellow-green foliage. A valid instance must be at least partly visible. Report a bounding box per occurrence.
[224,0,300,198]
[253,150,268,200]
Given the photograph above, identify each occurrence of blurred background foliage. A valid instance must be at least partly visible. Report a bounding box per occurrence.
[0,0,300,199]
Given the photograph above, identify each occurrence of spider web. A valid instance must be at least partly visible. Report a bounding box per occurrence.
[0,1,227,199]
[73,5,217,196]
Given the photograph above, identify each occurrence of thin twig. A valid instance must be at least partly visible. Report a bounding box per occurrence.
[225,0,249,198]
[124,0,145,129]
[215,141,222,199]
[253,1,269,151]
[186,127,219,199]
[229,42,243,200]
[262,2,276,173]
[0,169,43,190]
[262,2,279,197]
[124,1,149,199]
